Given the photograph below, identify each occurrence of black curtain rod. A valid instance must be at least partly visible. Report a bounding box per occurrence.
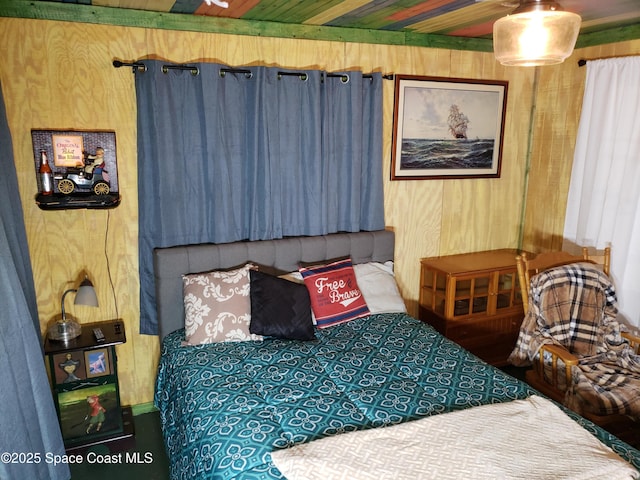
[220,68,252,77]
[113,60,198,74]
[113,60,394,80]
[162,64,199,75]
[578,54,639,67]
[218,69,393,81]
[326,73,394,81]
[326,73,394,80]
[112,60,146,72]
[279,71,308,80]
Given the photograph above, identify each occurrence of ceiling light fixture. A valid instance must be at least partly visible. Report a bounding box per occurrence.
[493,0,581,67]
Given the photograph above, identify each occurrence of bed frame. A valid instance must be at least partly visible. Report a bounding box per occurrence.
[153,230,395,340]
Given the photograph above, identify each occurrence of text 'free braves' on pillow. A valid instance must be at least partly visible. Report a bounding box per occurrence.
[299,258,369,328]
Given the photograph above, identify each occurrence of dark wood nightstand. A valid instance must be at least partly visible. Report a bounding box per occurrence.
[44,319,134,452]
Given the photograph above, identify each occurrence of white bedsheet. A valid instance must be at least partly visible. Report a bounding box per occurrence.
[271,395,638,480]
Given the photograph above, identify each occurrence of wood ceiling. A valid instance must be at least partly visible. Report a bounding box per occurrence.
[2,0,640,52]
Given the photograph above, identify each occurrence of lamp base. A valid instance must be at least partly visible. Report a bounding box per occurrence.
[47,319,82,342]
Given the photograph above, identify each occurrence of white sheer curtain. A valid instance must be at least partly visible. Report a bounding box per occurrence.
[563,56,640,328]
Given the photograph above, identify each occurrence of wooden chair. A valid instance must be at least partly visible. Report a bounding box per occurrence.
[517,247,610,314]
[515,247,640,444]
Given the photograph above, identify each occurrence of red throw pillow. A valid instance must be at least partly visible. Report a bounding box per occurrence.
[299,258,369,328]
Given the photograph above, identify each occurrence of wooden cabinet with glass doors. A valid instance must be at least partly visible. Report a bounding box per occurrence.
[419,249,529,366]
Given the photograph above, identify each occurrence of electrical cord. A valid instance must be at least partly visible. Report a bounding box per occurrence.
[105,209,119,318]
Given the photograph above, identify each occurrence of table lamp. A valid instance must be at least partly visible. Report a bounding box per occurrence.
[47,275,99,342]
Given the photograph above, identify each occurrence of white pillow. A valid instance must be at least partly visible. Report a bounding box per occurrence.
[281,261,406,318]
[353,262,406,314]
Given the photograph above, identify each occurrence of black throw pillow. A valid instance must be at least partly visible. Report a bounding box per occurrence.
[249,270,315,341]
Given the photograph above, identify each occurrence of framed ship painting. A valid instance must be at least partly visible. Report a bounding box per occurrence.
[391,75,508,180]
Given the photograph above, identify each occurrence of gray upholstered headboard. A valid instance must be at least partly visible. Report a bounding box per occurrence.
[153,230,395,340]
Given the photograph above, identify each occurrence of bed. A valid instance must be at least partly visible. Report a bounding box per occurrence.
[153,230,640,480]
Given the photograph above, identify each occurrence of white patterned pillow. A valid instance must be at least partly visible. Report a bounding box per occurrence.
[182,263,263,344]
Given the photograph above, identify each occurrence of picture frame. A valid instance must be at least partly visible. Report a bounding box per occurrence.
[391,75,508,180]
[51,134,85,167]
[53,352,86,384]
[31,129,121,210]
[31,129,119,194]
[57,383,121,441]
[84,348,111,378]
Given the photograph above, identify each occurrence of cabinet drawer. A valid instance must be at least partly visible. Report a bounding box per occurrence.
[446,315,521,341]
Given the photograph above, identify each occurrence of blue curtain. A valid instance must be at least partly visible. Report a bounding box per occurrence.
[0,83,70,479]
[136,61,384,334]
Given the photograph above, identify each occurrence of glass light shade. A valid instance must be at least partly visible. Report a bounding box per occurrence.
[493,5,581,66]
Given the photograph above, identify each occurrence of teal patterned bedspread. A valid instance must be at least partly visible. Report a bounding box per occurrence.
[155,313,640,479]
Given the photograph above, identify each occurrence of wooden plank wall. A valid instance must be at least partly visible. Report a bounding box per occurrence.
[0,16,637,406]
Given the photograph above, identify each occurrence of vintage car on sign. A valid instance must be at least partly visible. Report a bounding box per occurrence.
[54,150,111,195]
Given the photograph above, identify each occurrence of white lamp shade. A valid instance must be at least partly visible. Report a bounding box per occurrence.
[75,278,99,307]
[493,8,581,66]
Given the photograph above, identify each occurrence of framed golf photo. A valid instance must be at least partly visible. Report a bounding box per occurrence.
[56,383,122,443]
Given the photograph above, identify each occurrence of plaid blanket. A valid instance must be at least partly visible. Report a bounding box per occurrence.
[509,262,640,419]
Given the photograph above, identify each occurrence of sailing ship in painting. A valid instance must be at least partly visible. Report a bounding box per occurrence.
[448,105,469,139]
[400,104,494,171]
